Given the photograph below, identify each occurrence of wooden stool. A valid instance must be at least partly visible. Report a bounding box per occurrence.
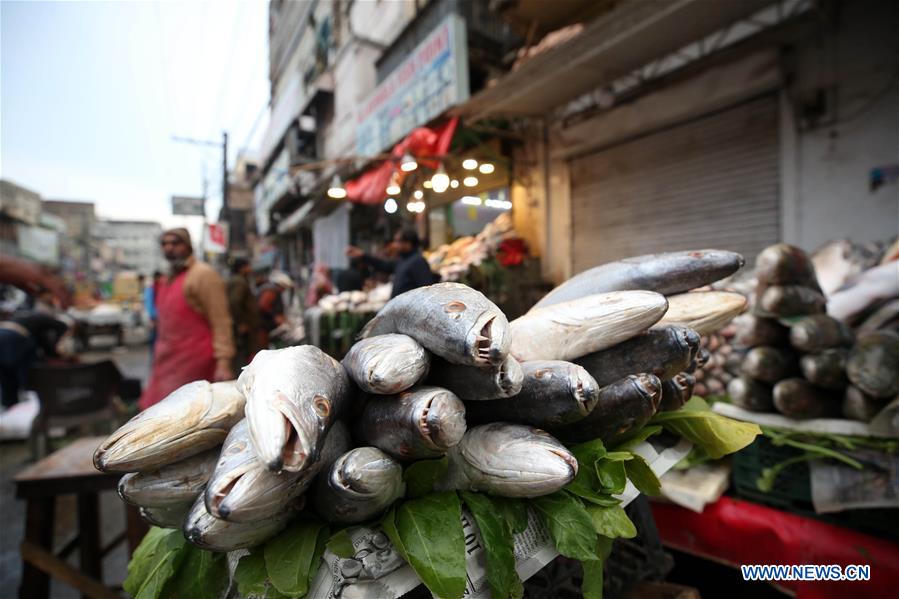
[14,436,148,599]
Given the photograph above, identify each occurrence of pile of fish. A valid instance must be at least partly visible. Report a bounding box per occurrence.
[727,243,899,421]
[427,212,518,282]
[94,249,748,554]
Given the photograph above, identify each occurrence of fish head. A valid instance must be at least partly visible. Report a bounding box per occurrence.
[407,388,467,451]
[494,356,524,397]
[632,373,663,412]
[330,447,403,499]
[183,496,222,550]
[567,364,600,416]
[205,422,265,520]
[462,305,511,367]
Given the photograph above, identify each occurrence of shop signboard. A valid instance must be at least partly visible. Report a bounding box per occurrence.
[356,14,469,156]
[171,195,206,217]
[255,148,292,235]
[204,223,228,254]
[17,224,59,265]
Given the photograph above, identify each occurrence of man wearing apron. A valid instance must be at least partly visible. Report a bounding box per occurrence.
[139,228,234,409]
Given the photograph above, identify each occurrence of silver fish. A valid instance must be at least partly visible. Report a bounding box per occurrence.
[118,449,219,508]
[313,447,405,524]
[435,423,577,498]
[239,346,351,473]
[94,380,245,473]
[140,503,192,529]
[426,355,523,401]
[205,420,350,523]
[510,291,668,362]
[342,334,430,394]
[183,494,294,552]
[532,249,744,310]
[655,291,747,335]
[357,386,467,460]
[828,262,899,324]
[360,282,510,367]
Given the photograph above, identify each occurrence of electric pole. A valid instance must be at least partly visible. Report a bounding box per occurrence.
[172,133,231,255]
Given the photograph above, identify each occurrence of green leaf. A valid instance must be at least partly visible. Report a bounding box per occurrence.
[602,451,633,462]
[596,460,627,495]
[326,528,355,558]
[651,398,761,459]
[461,493,523,599]
[234,550,268,597]
[393,492,467,599]
[491,496,530,535]
[570,439,607,468]
[307,526,329,591]
[581,559,603,599]
[124,527,188,599]
[532,492,599,561]
[165,546,228,599]
[380,508,409,563]
[624,454,662,496]
[403,457,449,498]
[264,519,327,597]
[565,486,621,507]
[585,505,637,539]
[611,424,663,452]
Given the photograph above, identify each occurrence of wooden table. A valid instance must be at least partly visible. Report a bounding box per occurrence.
[14,436,147,599]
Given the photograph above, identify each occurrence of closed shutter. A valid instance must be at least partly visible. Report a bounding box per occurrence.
[570,95,779,274]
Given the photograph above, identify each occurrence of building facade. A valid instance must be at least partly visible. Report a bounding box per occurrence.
[42,200,96,276]
[0,179,60,266]
[92,220,165,277]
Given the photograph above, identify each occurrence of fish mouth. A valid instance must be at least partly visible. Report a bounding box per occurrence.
[548,448,579,478]
[418,394,467,450]
[418,396,438,448]
[496,358,523,395]
[471,314,507,367]
[260,394,318,473]
[206,471,246,519]
[571,370,599,415]
[635,374,663,410]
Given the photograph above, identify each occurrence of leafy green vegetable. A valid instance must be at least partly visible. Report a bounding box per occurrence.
[326,528,355,558]
[585,505,637,539]
[234,550,268,597]
[380,508,409,562]
[581,559,603,599]
[165,545,228,599]
[651,396,761,458]
[565,486,621,507]
[596,460,627,495]
[611,425,663,452]
[461,492,523,599]
[673,446,713,470]
[124,527,188,599]
[532,492,599,561]
[391,492,467,599]
[307,526,329,591]
[491,496,530,535]
[264,519,326,597]
[624,454,661,496]
[403,457,449,498]
[603,451,632,462]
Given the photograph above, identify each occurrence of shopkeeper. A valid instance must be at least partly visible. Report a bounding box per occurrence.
[346,229,438,298]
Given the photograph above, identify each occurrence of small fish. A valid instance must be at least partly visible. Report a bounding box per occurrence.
[239,346,351,473]
[727,376,773,412]
[464,360,599,428]
[828,262,899,324]
[426,355,523,401]
[658,373,695,412]
[435,423,577,498]
[789,314,853,353]
[655,291,747,335]
[532,250,744,310]
[800,349,849,390]
[205,420,350,523]
[360,283,510,367]
[685,348,711,373]
[342,334,430,395]
[94,380,245,473]
[118,449,219,508]
[757,285,827,318]
[846,331,899,398]
[842,386,888,423]
[313,447,405,524]
[357,386,467,460]
[773,378,839,419]
[551,374,662,444]
[183,494,294,552]
[140,504,192,529]
[576,326,700,387]
[732,314,789,348]
[755,244,821,293]
[741,346,799,383]
[510,291,668,362]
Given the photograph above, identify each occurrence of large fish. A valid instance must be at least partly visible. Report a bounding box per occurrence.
[551,374,662,444]
[799,349,848,390]
[755,243,822,291]
[510,291,668,362]
[183,494,294,552]
[828,262,899,324]
[789,315,853,353]
[575,325,700,387]
[658,373,695,412]
[732,314,789,349]
[94,380,245,473]
[531,249,744,310]
[357,386,467,460]
[239,346,351,473]
[435,423,577,498]
[846,331,899,398]
[205,420,350,523]
[118,449,218,508]
[313,447,405,524]
[757,285,826,318]
[342,334,430,395]
[426,355,523,401]
[741,346,799,383]
[360,283,510,367]
[773,378,839,420]
[655,291,747,335]
[727,376,773,412]
[140,504,193,529]
[464,360,599,428]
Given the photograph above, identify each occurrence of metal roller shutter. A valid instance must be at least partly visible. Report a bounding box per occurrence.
[570,95,779,273]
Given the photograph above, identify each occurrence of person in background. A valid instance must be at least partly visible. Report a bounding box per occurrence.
[227,258,262,372]
[304,264,333,307]
[139,228,234,410]
[345,229,437,298]
[257,271,294,345]
[334,257,367,293]
[141,273,159,361]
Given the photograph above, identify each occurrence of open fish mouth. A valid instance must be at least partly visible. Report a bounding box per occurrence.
[474,317,496,365]
[418,396,438,448]
[548,448,579,478]
[207,474,241,518]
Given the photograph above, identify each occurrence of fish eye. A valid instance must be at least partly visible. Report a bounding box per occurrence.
[313,396,331,418]
[226,441,245,455]
[444,300,467,313]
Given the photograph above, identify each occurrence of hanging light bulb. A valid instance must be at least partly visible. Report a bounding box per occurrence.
[422,180,433,189]
[406,201,416,212]
[462,158,478,170]
[431,164,450,193]
[463,176,479,187]
[450,179,459,189]
[478,162,495,174]
[327,175,347,199]
[384,198,398,214]
[386,172,401,196]
[400,153,418,172]
[413,190,424,200]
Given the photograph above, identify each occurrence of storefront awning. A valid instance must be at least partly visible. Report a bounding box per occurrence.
[456,0,773,120]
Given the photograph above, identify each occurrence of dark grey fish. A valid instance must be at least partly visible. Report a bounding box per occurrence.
[732,314,789,348]
[842,386,888,422]
[727,376,773,412]
[755,243,822,291]
[741,346,799,383]
[800,349,849,390]
[575,326,700,387]
[464,360,600,428]
[757,285,827,318]
[183,494,294,552]
[139,503,192,529]
[773,378,839,419]
[342,334,430,395]
[790,315,853,353]
[313,447,405,524]
[846,331,899,398]
[551,374,662,445]
[357,386,467,460]
[685,348,711,373]
[427,355,523,401]
[658,373,695,412]
[531,249,744,310]
[118,449,219,508]
[360,283,510,367]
